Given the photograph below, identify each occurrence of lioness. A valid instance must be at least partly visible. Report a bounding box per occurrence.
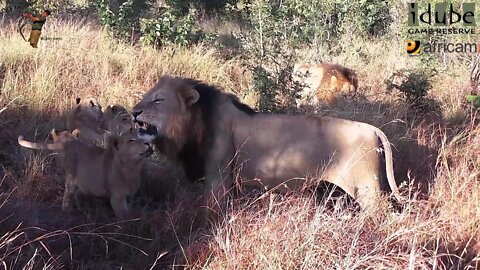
[66,97,105,144]
[292,63,358,106]
[132,75,403,211]
[18,133,153,219]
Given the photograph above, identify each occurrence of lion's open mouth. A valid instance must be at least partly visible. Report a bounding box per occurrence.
[135,121,158,136]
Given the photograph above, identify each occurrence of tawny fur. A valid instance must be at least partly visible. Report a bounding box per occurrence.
[67,98,135,145]
[132,75,403,213]
[101,104,135,136]
[293,63,358,106]
[66,97,105,144]
[18,133,152,219]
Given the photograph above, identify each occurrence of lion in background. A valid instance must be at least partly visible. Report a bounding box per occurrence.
[292,63,358,107]
[132,75,403,215]
[18,133,153,219]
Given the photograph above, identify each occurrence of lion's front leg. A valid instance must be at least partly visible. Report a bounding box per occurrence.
[204,136,235,219]
[110,194,129,220]
[62,174,77,210]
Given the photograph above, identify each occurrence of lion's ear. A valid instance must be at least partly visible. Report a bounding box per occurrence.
[89,99,96,107]
[184,89,199,105]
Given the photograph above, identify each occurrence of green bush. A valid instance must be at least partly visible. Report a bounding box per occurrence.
[139,7,201,47]
[337,0,391,37]
[385,68,436,107]
[95,0,135,40]
[165,0,234,15]
[95,0,205,48]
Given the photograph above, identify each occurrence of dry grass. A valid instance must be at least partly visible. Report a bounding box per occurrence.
[0,14,479,269]
[193,121,480,270]
[0,17,250,113]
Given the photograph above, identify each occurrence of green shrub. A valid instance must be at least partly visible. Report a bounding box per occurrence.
[95,0,205,48]
[385,68,437,108]
[95,0,135,40]
[139,7,201,47]
[337,0,391,37]
[165,0,234,15]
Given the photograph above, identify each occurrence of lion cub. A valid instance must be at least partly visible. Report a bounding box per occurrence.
[101,104,135,136]
[292,63,358,107]
[67,98,135,145]
[66,97,105,144]
[18,132,153,219]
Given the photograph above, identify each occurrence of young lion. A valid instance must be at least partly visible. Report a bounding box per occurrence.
[68,99,136,145]
[50,128,80,142]
[292,63,358,107]
[101,104,135,136]
[66,97,105,144]
[18,133,153,219]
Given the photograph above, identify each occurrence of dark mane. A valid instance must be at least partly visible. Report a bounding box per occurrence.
[186,78,256,116]
[325,64,358,88]
[174,77,256,182]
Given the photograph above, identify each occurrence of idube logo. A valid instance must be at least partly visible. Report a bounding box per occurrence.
[407,2,476,35]
[408,2,475,26]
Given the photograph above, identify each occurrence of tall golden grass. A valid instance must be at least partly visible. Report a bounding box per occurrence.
[190,122,480,269]
[0,17,250,113]
[0,16,479,269]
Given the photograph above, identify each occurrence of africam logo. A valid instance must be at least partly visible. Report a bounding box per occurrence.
[406,40,421,54]
[406,39,480,55]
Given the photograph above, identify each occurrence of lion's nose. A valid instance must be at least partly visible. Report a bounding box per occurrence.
[132,110,143,121]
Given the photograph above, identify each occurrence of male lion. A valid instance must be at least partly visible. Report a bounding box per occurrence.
[132,75,403,212]
[292,63,358,106]
[18,133,153,219]
[66,97,105,144]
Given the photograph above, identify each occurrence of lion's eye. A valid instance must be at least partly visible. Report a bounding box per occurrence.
[153,98,164,104]
[127,139,136,143]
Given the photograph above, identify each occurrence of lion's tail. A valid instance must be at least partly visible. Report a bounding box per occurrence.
[374,129,405,203]
[18,136,64,151]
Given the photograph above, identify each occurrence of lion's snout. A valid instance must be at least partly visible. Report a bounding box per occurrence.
[131,110,160,141]
[132,110,143,121]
